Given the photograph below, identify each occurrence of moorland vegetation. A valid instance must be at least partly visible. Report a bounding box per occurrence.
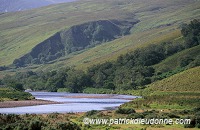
[1,20,199,93]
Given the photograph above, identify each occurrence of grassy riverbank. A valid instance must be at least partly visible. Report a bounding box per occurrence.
[0,67,199,129]
[0,88,33,101]
[1,107,200,130]
[0,87,62,108]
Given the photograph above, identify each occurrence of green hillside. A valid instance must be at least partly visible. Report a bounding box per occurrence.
[1,19,199,93]
[32,27,181,72]
[0,0,200,69]
[148,66,200,92]
[154,44,200,73]
[122,66,200,111]
[13,19,138,67]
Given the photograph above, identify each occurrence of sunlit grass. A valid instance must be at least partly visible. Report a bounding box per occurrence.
[147,66,200,92]
[154,45,200,73]
[32,26,181,72]
[0,0,200,67]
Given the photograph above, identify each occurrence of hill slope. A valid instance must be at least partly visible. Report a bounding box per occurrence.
[147,66,200,92]
[154,45,200,73]
[0,0,200,67]
[13,19,138,67]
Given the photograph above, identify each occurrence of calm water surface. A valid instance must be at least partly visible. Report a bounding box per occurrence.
[0,92,139,114]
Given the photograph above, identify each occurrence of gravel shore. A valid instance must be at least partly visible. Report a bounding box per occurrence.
[0,99,60,108]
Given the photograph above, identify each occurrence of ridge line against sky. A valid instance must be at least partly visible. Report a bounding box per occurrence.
[0,0,77,12]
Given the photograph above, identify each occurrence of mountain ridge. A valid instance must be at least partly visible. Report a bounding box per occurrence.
[13,19,139,67]
[0,0,199,70]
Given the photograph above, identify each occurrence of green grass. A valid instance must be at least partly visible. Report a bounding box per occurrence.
[147,66,200,92]
[50,27,181,71]
[154,45,200,73]
[1,108,200,130]
[0,87,33,101]
[121,66,200,111]
[0,0,200,70]
[10,27,181,73]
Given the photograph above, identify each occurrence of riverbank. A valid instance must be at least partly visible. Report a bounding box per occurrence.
[0,92,135,114]
[63,94,135,100]
[1,108,199,130]
[0,99,60,108]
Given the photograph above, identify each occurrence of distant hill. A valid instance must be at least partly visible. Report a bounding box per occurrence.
[13,20,138,67]
[0,0,75,12]
[0,0,199,69]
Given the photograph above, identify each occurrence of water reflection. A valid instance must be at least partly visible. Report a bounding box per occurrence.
[0,92,139,114]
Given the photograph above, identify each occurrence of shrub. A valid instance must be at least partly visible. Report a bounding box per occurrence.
[196,123,200,128]
[115,108,136,114]
[184,118,196,128]
[179,109,190,115]
[57,88,70,92]
[127,113,144,119]
[184,124,195,128]
[193,107,200,113]
[166,113,180,118]
[85,110,98,117]
[56,122,81,130]
[47,113,59,118]
[29,120,43,130]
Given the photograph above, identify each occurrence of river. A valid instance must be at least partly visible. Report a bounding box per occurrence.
[0,92,139,114]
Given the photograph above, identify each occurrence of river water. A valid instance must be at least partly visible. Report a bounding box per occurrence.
[0,92,139,114]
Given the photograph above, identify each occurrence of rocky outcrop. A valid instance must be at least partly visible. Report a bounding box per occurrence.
[13,19,139,67]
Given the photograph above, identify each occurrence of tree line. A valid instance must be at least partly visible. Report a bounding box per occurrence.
[0,19,200,93]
